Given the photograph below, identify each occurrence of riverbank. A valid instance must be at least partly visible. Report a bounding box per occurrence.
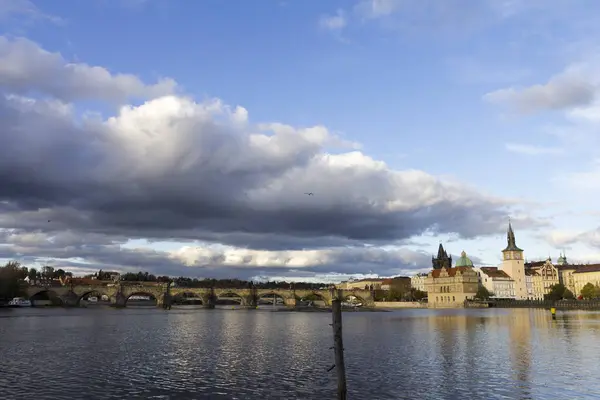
[272,307,389,313]
[467,299,600,310]
[374,301,427,309]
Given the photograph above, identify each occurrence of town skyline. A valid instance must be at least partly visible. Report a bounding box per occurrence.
[1,1,600,282]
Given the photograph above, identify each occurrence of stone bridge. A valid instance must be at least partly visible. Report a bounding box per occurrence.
[25,283,375,308]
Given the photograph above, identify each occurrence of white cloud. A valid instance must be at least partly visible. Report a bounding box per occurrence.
[354,0,402,19]
[542,229,584,247]
[505,143,563,156]
[0,0,63,24]
[319,9,347,31]
[484,61,599,113]
[0,36,177,103]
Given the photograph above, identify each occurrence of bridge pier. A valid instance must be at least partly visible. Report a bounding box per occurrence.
[284,297,297,308]
[111,292,127,308]
[60,291,80,307]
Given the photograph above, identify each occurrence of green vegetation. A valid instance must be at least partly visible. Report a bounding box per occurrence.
[580,283,599,300]
[373,287,426,302]
[475,285,492,300]
[545,283,575,301]
[0,262,27,302]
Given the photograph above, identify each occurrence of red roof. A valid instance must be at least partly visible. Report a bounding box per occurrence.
[572,264,600,274]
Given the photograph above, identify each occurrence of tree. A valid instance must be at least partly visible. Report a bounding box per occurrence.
[0,261,26,302]
[41,266,55,282]
[28,267,38,281]
[563,288,575,300]
[475,285,492,300]
[54,269,66,279]
[386,288,404,301]
[410,289,427,301]
[546,283,570,301]
[580,283,598,300]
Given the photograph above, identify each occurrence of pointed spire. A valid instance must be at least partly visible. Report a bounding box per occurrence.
[502,218,523,252]
[437,242,445,259]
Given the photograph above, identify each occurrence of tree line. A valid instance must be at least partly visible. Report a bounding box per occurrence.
[85,269,330,289]
[0,262,77,302]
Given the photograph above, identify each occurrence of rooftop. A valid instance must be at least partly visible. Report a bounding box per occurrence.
[455,250,474,267]
[430,266,474,278]
[572,264,600,274]
[479,267,512,279]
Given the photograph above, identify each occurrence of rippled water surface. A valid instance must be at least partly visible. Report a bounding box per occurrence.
[1,307,600,399]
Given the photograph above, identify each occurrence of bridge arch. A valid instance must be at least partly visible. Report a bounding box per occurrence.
[216,292,246,306]
[299,291,330,307]
[172,291,204,306]
[257,292,286,306]
[125,291,158,306]
[342,293,365,305]
[29,289,63,306]
[77,290,109,305]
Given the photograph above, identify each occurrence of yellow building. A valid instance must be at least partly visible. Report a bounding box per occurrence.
[410,273,428,292]
[525,258,559,300]
[572,265,600,296]
[339,278,385,290]
[425,251,479,308]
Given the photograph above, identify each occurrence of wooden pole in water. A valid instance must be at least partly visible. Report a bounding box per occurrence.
[331,298,347,400]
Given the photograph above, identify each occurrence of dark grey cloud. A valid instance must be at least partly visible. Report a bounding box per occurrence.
[0,36,543,278]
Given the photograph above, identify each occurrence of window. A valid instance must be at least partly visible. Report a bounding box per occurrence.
[453,296,455,302]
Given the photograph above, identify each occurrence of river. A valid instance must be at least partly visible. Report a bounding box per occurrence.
[1,307,599,399]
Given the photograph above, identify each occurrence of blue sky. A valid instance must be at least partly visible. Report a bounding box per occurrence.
[1,0,600,280]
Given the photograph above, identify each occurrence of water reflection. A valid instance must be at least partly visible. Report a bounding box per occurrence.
[2,308,600,399]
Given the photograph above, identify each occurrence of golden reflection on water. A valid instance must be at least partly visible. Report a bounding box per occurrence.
[416,308,600,399]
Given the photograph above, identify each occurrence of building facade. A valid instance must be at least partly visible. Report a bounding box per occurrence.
[425,251,479,308]
[524,258,560,300]
[474,267,515,299]
[340,278,385,290]
[525,270,535,299]
[500,221,527,300]
[411,273,428,293]
[572,265,600,296]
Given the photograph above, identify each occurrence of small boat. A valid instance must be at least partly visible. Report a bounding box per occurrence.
[8,297,32,307]
[341,302,362,308]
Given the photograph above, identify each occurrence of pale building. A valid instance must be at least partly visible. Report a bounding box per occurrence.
[340,278,385,290]
[425,251,479,308]
[557,265,578,295]
[525,258,560,300]
[474,267,515,299]
[525,270,535,300]
[500,221,527,300]
[572,265,600,296]
[410,273,428,293]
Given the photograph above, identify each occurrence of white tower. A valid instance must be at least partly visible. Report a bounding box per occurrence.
[501,220,527,300]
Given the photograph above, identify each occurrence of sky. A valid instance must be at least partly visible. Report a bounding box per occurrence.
[1,0,600,282]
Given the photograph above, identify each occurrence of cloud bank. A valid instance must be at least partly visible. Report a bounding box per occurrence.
[0,36,524,279]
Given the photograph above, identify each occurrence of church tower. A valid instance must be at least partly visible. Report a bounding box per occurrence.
[432,243,452,270]
[501,220,527,299]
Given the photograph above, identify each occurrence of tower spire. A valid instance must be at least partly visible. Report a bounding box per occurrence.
[502,218,523,252]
